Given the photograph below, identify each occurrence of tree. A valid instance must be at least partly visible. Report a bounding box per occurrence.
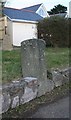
[48,4,67,15]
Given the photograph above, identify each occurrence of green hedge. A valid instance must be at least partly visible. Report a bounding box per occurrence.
[37,16,70,47]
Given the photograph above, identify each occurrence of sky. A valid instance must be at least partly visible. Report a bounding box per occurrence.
[5,0,71,13]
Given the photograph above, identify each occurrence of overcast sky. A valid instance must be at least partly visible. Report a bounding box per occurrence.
[5,0,71,12]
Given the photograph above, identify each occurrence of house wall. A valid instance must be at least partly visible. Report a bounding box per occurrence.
[12,22,37,46]
[7,19,13,44]
[69,1,71,18]
[4,16,7,27]
[0,17,5,40]
[2,18,13,50]
[0,16,9,40]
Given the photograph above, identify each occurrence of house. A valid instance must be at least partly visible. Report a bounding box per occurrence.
[3,3,49,48]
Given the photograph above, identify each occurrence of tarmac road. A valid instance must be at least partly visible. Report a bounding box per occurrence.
[29,95,69,118]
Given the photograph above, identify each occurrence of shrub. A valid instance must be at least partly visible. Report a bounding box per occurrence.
[37,16,69,47]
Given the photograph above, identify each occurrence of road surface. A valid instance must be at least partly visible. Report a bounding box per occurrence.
[29,96,69,118]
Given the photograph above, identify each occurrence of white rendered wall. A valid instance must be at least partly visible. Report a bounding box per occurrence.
[13,22,37,46]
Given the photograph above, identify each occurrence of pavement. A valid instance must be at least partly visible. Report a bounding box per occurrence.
[27,95,69,118]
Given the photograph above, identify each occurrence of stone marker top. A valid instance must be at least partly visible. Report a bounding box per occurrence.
[21,39,46,46]
[24,77,37,83]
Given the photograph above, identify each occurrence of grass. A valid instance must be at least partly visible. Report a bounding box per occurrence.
[2,50,22,83]
[2,47,70,83]
[45,47,69,70]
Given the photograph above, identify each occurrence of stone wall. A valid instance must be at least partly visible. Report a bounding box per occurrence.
[51,67,70,87]
[0,77,38,114]
[0,67,70,114]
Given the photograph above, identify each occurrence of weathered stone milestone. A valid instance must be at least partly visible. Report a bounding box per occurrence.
[21,39,53,96]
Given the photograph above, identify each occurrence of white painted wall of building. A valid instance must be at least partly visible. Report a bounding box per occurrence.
[69,1,71,18]
[12,22,37,46]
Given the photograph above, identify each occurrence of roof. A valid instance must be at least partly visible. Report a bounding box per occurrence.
[21,3,42,12]
[3,4,43,22]
[50,13,67,18]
